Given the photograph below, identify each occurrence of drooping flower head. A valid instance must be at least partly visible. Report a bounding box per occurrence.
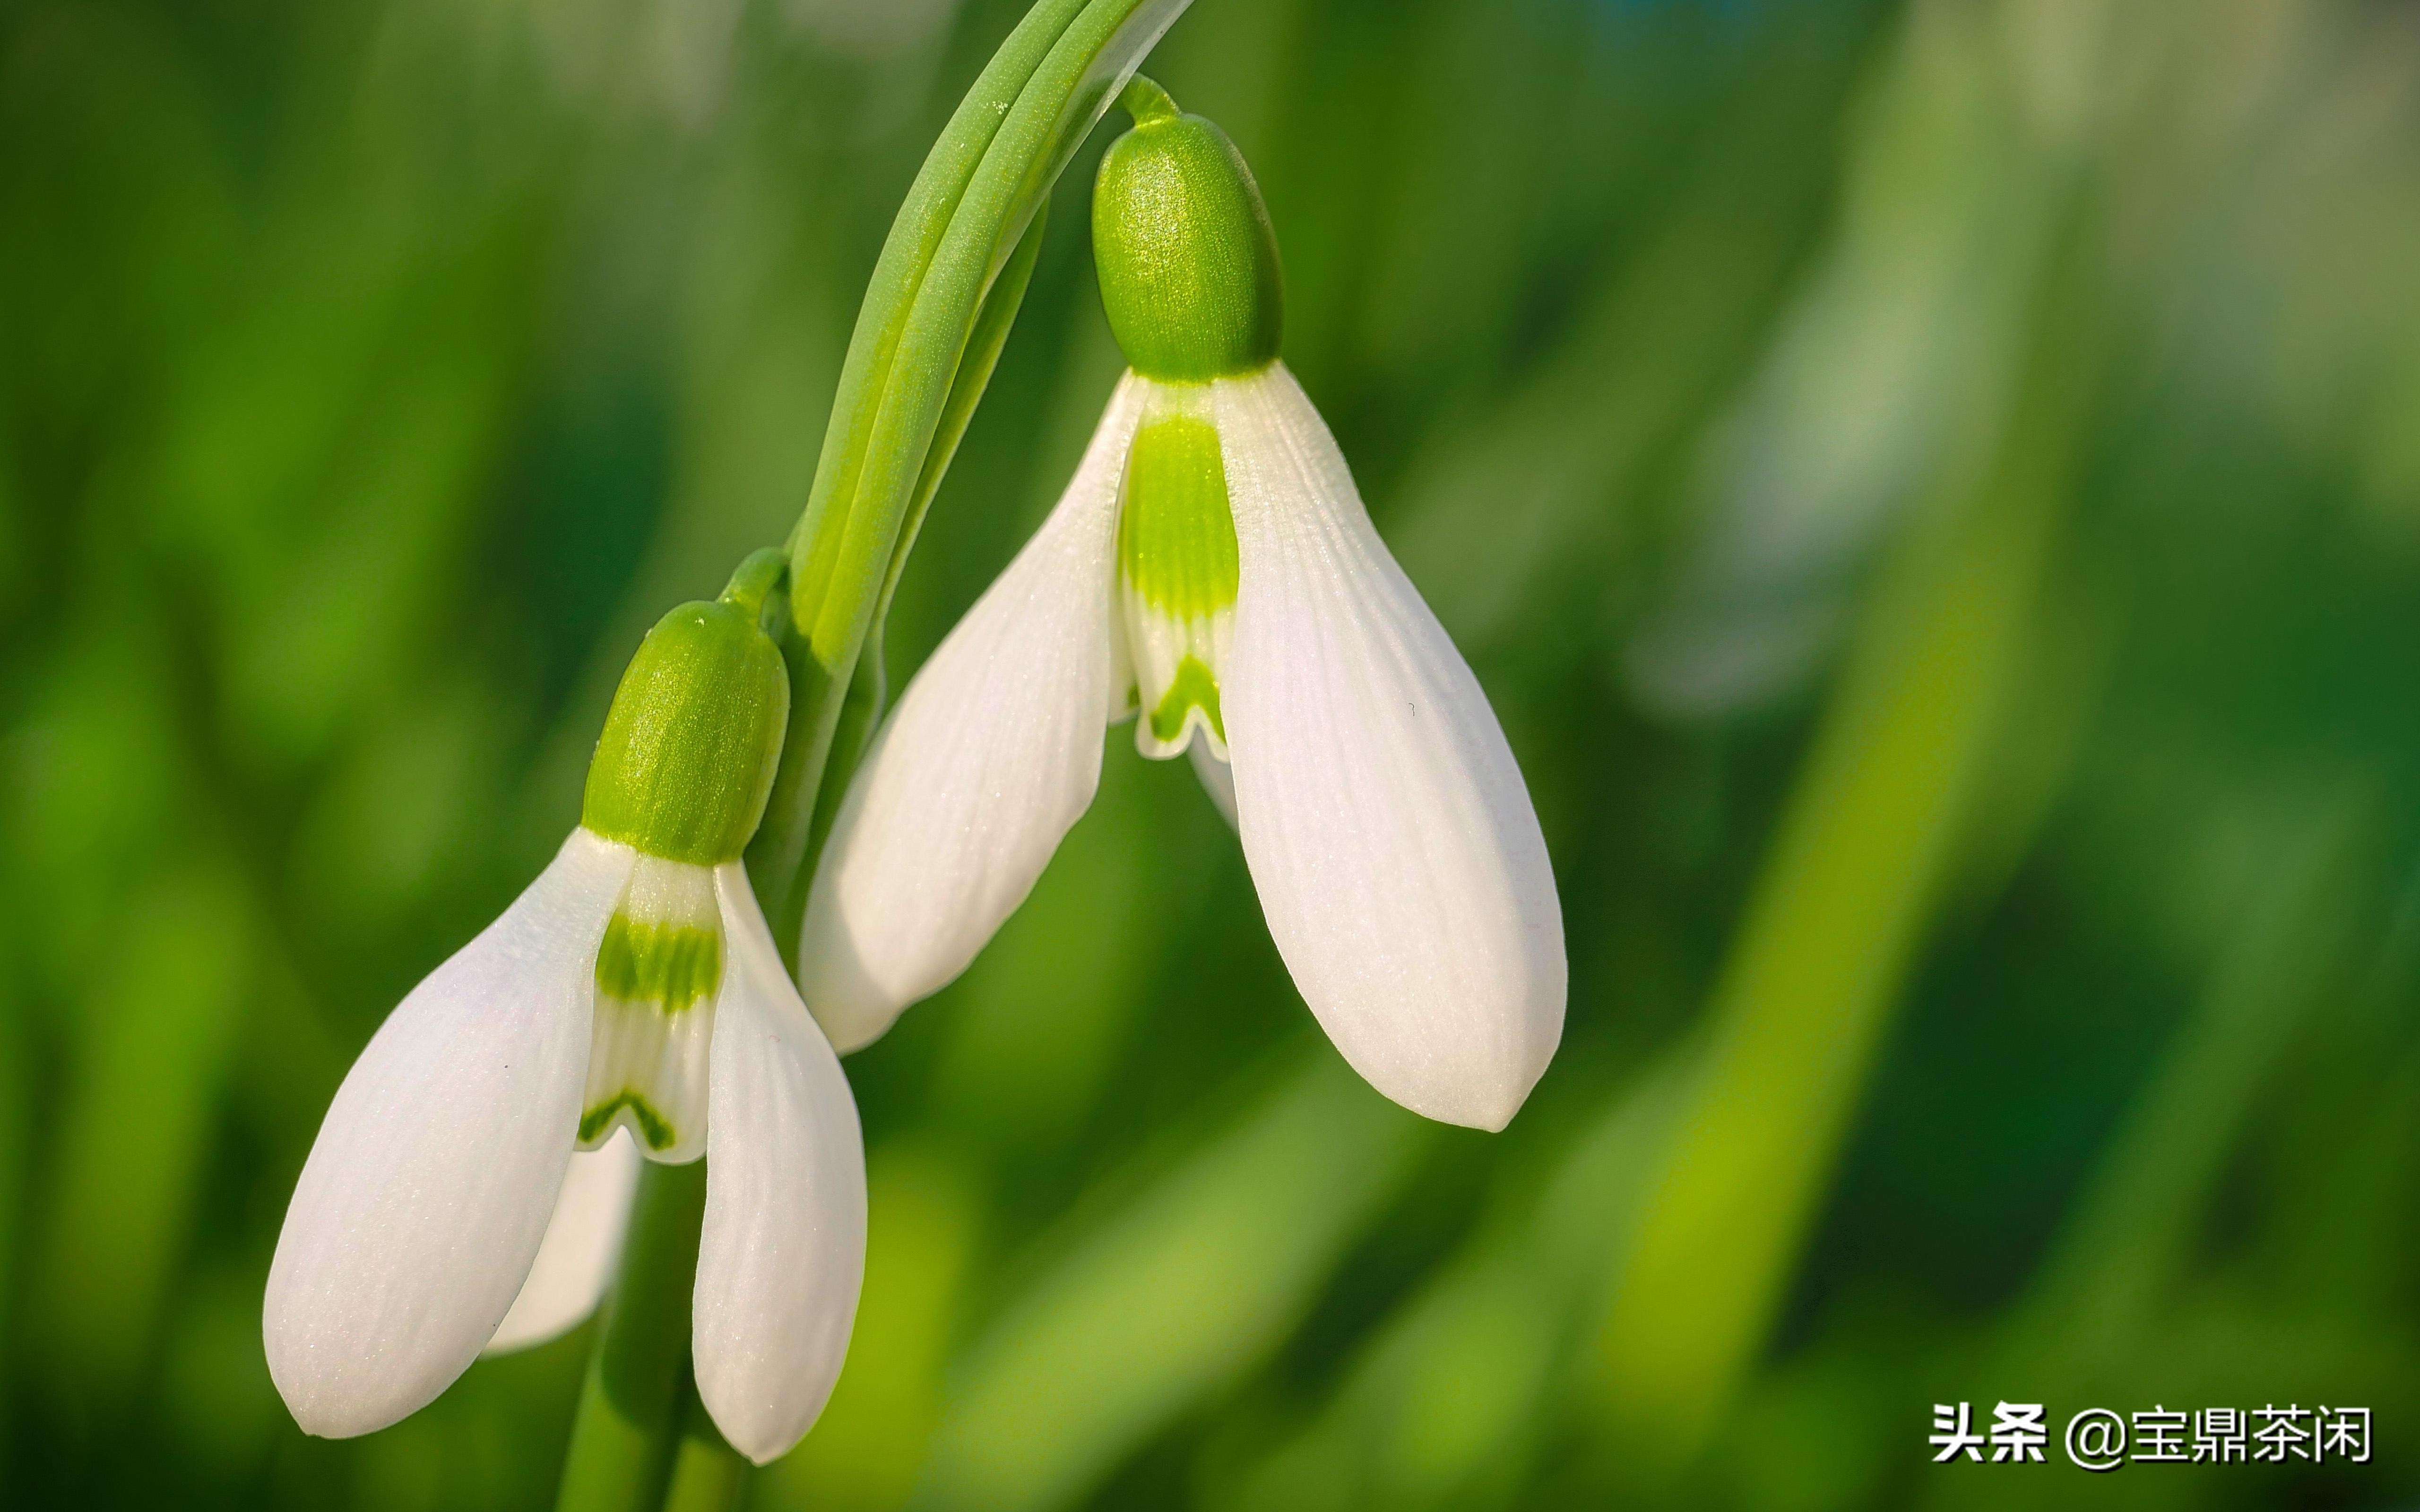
[799,81,1565,1131]
[265,556,865,1464]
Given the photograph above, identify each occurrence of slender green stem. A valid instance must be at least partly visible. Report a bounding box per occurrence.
[797,201,1058,871]
[744,0,1095,936]
[800,0,1187,663]
[719,547,791,631]
[749,0,1190,954]
[556,1160,712,1512]
[1589,209,2106,1475]
[874,200,1053,634]
[1118,74,1179,124]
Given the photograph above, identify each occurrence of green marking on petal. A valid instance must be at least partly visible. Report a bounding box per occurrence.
[580,1090,677,1151]
[595,914,723,1011]
[1149,654,1226,745]
[1121,412,1239,621]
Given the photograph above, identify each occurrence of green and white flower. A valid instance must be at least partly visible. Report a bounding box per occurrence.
[265,581,865,1465]
[797,85,1565,1131]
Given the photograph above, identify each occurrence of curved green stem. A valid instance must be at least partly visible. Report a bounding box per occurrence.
[748,0,1191,955]
[1118,74,1180,124]
[555,1160,711,1512]
[875,198,1054,635]
[798,0,1187,662]
[798,198,1058,874]
[718,547,791,634]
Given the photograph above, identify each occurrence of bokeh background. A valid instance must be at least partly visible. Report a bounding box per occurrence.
[7,0,2420,1507]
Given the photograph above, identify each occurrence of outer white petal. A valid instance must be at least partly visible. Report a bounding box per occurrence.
[796,376,1146,1050]
[1214,365,1566,1132]
[265,828,632,1436]
[697,866,868,1464]
[481,1128,641,1355]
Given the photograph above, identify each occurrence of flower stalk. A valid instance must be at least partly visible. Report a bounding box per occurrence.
[747,0,1193,957]
[556,1162,710,1512]
[553,3,1194,1506]
[805,203,1054,872]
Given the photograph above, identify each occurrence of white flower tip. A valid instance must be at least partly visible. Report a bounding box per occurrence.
[1335,972,1564,1132]
[716,1383,846,1466]
[702,865,869,1467]
[268,1390,387,1443]
[261,1319,421,1441]
[795,891,913,1054]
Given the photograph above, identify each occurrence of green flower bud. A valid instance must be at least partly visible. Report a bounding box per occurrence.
[581,582,789,867]
[1092,79,1283,384]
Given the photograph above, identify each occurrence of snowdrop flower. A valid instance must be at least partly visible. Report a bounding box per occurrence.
[799,82,1564,1131]
[266,565,865,1464]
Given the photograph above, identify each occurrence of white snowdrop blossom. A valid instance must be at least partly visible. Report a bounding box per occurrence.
[796,83,1564,1130]
[265,586,866,1464]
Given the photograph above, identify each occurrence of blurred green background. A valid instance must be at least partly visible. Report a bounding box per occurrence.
[7,0,2420,1506]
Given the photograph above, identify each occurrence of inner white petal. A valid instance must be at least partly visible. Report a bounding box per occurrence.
[581,854,723,1163]
[1124,597,1233,761]
[482,1127,642,1355]
[1189,739,1240,830]
[1117,380,1240,764]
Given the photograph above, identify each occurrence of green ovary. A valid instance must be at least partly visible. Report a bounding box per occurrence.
[1120,413,1239,619]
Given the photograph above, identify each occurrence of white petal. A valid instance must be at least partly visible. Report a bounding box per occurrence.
[696,866,868,1464]
[1214,365,1566,1132]
[796,376,1147,1051]
[265,828,633,1436]
[1189,739,1239,830]
[481,1128,642,1355]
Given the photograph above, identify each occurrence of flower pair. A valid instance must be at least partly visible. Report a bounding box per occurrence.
[796,83,1565,1131]
[263,80,1565,1469]
[265,583,865,1465]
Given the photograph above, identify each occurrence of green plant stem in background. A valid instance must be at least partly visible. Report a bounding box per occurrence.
[557,1160,712,1512]
[919,1057,1430,1512]
[1908,806,2379,1512]
[662,1379,751,1512]
[749,0,1191,954]
[1590,216,2105,1474]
